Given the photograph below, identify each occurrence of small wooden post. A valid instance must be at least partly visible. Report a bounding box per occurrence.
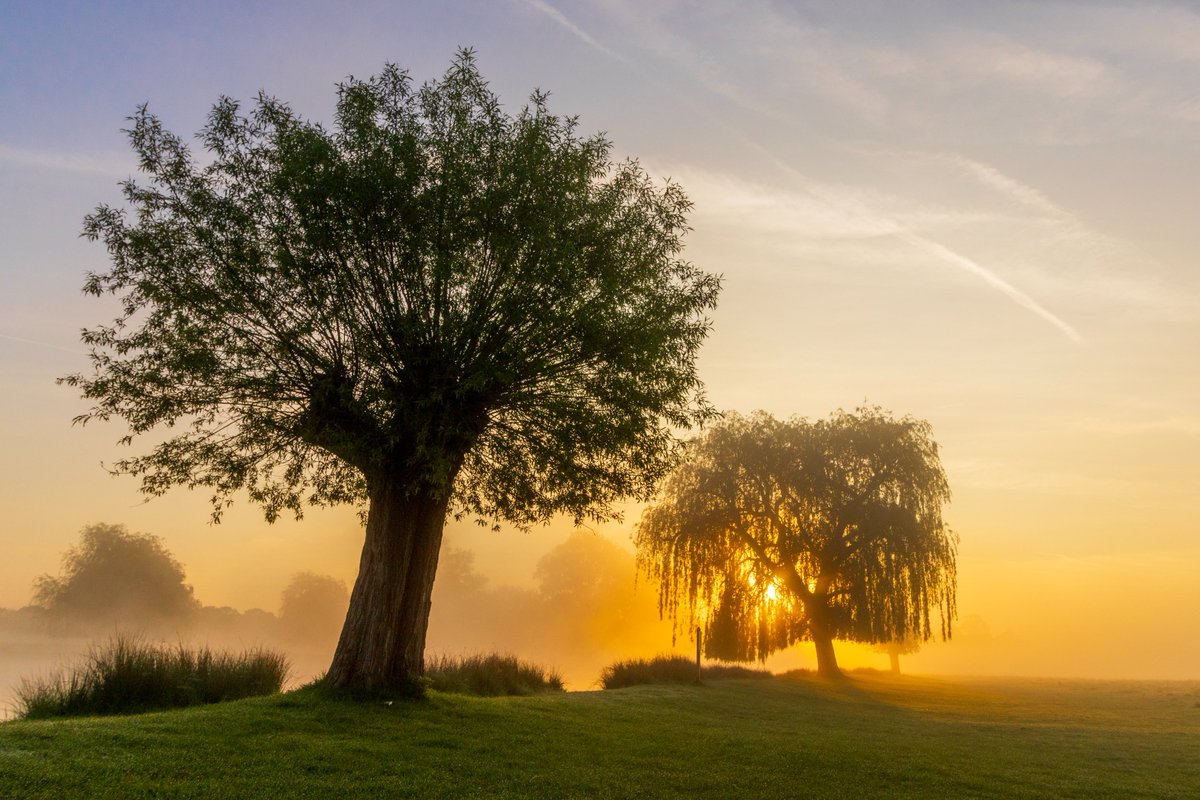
[695,625,702,684]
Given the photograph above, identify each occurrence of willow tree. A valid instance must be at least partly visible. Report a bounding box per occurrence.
[64,51,720,692]
[635,409,956,677]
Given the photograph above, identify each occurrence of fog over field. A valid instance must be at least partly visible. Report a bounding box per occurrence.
[6,520,1199,719]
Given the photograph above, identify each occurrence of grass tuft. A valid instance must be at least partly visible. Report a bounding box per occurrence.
[599,654,772,689]
[15,633,288,719]
[425,653,564,696]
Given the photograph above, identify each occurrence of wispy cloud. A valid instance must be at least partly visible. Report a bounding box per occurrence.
[950,156,1074,223]
[1074,414,1200,438]
[593,1,1200,143]
[584,0,792,119]
[943,152,1190,316]
[936,38,1116,100]
[667,157,1085,343]
[0,142,131,177]
[749,146,1087,343]
[0,332,87,356]
[519,0,629,64]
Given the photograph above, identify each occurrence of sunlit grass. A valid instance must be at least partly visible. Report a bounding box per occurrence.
[2,672,1197,798]
[14,633,288,719]
[599,654,773,688]
[425,653,564,696]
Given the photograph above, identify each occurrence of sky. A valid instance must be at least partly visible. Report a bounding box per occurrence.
[1,0,1198,680]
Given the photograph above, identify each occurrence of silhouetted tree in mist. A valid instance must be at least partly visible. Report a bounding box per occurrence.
[636,408,957,678]
[33,523,198,631]
[427,549,535,652]
[874,636,921,674]
[535,532,658,649]
[65,50,719,692]
[278,572,350,645]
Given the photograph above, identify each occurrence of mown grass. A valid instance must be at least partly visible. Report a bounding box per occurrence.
[425,653,563,696]
[600,654,772,688]
[14,634,288,720]
[2,672,1198,799]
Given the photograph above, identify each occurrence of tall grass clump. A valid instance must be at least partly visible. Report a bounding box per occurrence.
[425,654,564,696]
[15,634,289,719]
[600,655,772,689]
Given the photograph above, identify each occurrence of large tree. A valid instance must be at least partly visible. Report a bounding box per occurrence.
[65,51,720,692]
[635,409,956,677]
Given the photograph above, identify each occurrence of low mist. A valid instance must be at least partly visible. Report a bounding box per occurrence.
[0,524,681,717]
[426,531,675,689]
[7,522,1198,719]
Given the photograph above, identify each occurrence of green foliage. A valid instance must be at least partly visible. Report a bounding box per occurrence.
[424,653,564,696]
[636,407,957,664]
[4,675,1197,798]
[32,523,199,630]
[15,634,288,719]
[65,49,719,689]
[64,48,720,527]
[599,655,771,689]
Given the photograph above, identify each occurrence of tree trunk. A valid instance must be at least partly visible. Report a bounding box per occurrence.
[808,603,842,678]
[812,632,841,678]
[325,477,450,692]
[889,651,901,674]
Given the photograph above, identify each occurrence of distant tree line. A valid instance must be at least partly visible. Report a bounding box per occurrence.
[14,523,348,648]
[9,523,666,687]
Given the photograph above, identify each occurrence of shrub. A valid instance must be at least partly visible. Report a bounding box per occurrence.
[425,654,564,696]
[15,634,289,719]
[600,655,773,689]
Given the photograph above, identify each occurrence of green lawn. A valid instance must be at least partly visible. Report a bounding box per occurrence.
[2,672,1198,798]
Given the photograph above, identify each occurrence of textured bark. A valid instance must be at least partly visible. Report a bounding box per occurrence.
[325,477,450,692]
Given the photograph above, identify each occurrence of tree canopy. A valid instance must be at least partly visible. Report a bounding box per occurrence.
[66,50,719,690]
[635,408,957,677]
[34,523,198,631]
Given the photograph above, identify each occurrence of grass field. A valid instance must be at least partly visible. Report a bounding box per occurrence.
[2,672,1198,798]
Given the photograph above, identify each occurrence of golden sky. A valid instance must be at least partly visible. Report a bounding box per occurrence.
[1,1,1197,679]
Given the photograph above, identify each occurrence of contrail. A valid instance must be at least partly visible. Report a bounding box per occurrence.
[520,0,630,64]
[0,142,130,176]
[744,139,1086,345]
[892,231,1085,344]
[0,332,87,355]
[579,7,1086,346]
